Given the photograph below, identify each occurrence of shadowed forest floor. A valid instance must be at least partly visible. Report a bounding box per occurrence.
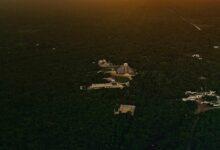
[0,0,220,149]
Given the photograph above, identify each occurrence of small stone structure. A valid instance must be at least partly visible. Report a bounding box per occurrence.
[192,54,203,60]
[182,91,220,113]
[80,82,129,90]
[114,104,136,116]
[213,46,219,49]
[98,59,113,68]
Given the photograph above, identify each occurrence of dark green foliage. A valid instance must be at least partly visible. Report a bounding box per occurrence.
[0,0,220,150]
[203,96,217,102]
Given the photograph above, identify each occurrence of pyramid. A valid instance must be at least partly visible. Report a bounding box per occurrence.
[116,63,135,75]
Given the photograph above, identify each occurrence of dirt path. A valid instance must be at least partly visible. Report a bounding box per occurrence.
[187,115,201,150]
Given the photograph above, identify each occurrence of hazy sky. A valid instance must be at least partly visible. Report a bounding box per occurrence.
[0,0,219,17]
